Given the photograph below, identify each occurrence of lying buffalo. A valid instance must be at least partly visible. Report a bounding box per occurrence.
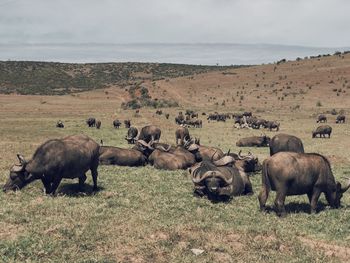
[3,135,100,194]
[227,150,262,173]
[269,133,304,156]
[99,145,147,166]
[138,125,161,143]
[336,114,345,123]
[175,126,190,146]
[124,119,131,129]
[258,152,350,216]
[184,138,224,162]
[148,143,197,170]
[125,127,138,144]
[86,117,96,127]
[236,135,270,147]
[312,125,332,138]
[316,114,327,123]
[190,156,253,200]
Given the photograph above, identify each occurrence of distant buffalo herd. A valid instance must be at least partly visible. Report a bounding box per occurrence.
[5,110,349,217]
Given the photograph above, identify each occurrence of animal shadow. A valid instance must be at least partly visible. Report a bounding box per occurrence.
[263,201,327,215]
[57,183,104,197]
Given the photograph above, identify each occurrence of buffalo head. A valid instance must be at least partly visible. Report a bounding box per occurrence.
[329,178,350,208]
[3,154,35,192]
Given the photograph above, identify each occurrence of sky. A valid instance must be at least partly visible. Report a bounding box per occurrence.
[0,0,349,47]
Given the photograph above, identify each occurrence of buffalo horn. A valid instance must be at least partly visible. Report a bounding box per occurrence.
[213,156,235,166]
[341,178,350,193]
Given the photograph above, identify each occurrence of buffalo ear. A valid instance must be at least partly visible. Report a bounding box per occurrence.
[17,154,27,166]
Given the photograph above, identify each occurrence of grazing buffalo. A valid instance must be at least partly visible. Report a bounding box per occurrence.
[138,125,161,143]
[312,125,332,138]
[148,144,196,170]
[113,119,121,128]
[99,146,147,166]
[125,127,138,144]
[316,114,327,123]
[56,120,64,128]
[190,156,253,200]
[336,114,345,123]
[124,119,131,128]
[175,126,190,146]
[264,121,280,131]
[269,134,304,156]
[259,152,350,216]
[156,110,162,115]
[96,120,101,129]
[3,135,100,194]
[236,135,270,147]
[86,117,96,127]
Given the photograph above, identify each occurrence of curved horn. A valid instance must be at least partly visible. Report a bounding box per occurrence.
[17,154,27,165]
[238,150,244,160]
[156,144,171,152]
[341,178,350,193]
[213,156,235,166]
[192,171,216,184]
[227,149,231,156]
[137,140,153,150]
[211,150,218,162]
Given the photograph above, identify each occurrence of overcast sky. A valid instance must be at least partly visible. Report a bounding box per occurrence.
[0,0,349,47]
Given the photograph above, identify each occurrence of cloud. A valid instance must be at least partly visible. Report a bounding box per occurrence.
[0,0,349,46]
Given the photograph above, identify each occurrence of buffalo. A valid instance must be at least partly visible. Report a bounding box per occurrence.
[236,135,270,147]
[259,152,350,216]
[175,126,190,146]
[86,117,96,127]
[56,120,64,128]
[113,119,121,128]
[336,114,345,123]
[184,138,224,162]
[264,121,280,131]
[269,133,304,156]
[316,114,327,123]
[124,119,131,129]
[125,127,138,144]
[3,135,100,194]
[165,113,170,119]
[96,120,101,129]
[227,150,262,173]
[138,125,161,143]
[148,143,197,170]
[99,145,147,166]
[190,156,253,200]
[312,125,332,138]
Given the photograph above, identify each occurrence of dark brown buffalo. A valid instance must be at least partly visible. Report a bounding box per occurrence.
[190,156,253,200]
[336,114,345,123]
[236,135,270,147]
[259,152,350,216]
[113,119,121,128]
[96,120,101,129]
[316,114,327,123]
[183,137,224,162]
[148,144,196,170]
[3,135,99,194]
[227,150,262,173]
[99,146,147,166]
[138,125,161,143]
[175,126,190,146]
[165,113,170,119]
[312,125,332,138]
[86,117,96,127]
[125,127,138,144]
[264,121,280,131]
[124,119,131,128]
[243,111,252,117]
[269,133,304,156]
[56,120,64,128]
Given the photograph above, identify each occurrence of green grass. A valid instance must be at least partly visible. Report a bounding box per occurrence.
[0,108,349,262]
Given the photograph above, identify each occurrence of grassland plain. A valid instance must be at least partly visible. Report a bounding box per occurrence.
[0,54,350,262]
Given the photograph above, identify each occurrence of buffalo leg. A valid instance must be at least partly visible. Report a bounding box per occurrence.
[79,174,87,189]
[41,177,52,194]
[48,176,62,195]
[274,190,286,217]
[258,186,269,211]
[310,189,321,214]
[91,165,98,191]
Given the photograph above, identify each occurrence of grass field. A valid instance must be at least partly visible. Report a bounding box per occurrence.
[0,55,350,262]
